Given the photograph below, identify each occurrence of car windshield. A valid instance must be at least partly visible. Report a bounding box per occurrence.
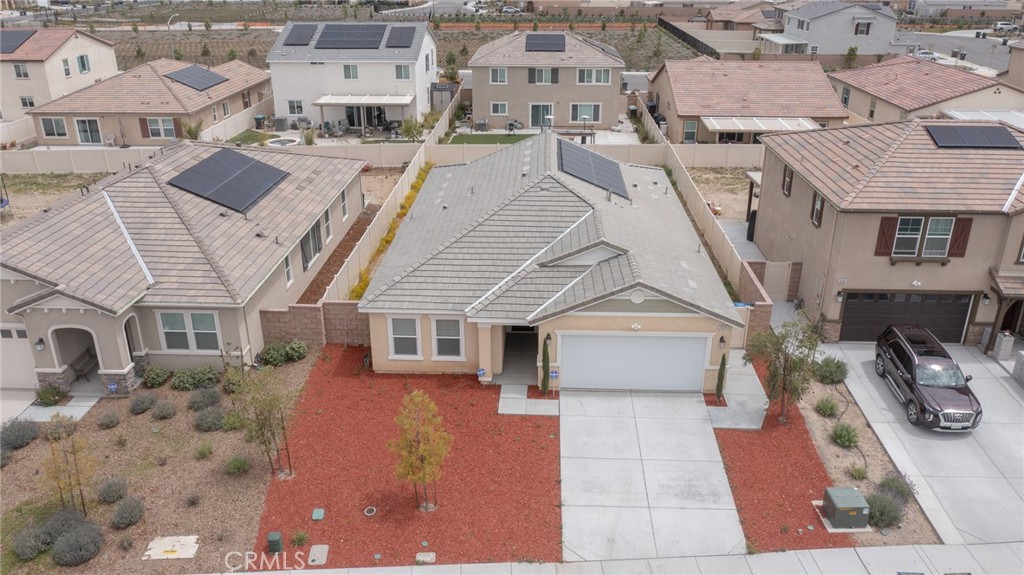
[917,363,966,388]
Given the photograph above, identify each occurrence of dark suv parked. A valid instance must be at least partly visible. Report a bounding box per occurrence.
[875,325,982,431]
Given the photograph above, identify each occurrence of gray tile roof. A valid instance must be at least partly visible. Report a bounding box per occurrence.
[360,134,742,327]
[267,22,431,63]
[468,31,624,68]
[1,143,364,313]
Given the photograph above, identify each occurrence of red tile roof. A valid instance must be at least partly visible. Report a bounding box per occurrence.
[0,28,112,62]
[828,56,1000,112]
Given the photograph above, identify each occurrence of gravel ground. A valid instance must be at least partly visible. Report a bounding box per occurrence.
[688,167,753,221]
[360,168,403,205]
[0,173,107,228]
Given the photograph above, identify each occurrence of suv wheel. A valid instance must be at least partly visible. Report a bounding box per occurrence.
[906,400,919,425]
[874,354,886,377]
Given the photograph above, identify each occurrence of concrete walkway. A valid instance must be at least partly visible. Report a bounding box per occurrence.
[16,395,99,422]
[707,349,768,430]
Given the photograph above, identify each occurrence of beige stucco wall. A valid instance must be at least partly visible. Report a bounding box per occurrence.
[368,313,481,374]
[469,65,623,130]
[1006,44,1024,90]
[832,79,1024,123]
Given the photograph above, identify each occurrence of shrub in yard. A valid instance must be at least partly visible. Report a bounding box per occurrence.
[97,477,128,504]
[111,496,144,530]
[143,365,170,388]
[13,525,46,561]
[285,339,308,362]
[222,409,245,431]
[291,531,308,547]
[866,491,904,527]
[194,406,225,432]
[258,341,291,367]
[170,364,219,391]
[185,493,201,507]
[129,392,157,415]
[46,416,77,441]
[97,411,121,430]
[831,422,859,448]
[1,418,38,450]
[187,388,221,412]
[222,367,245,395]
[151,400,177,420]
[1,447,10,468]
[51,521,103,566]
[118,535,133,551]
[815,396,839,418]
[814,355,849,385]
[878,472,916,502]
[194,441,213,460]
[848,464,868,480]
[224,455,251,476]
[36,384,67,407]
[39,507,86,546]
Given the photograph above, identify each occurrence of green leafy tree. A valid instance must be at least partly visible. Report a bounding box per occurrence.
[444,50,457,68]
[844,46,858,68]
[227,49,237,61]
[400,117,423,142]
[389,390,453,511]
[203,18,212,31]
[459,43,469,58]
[752,47,762,61]
[743,318,820,424]
[247,47,258,62]
[234,367,296,476]
[173,48,183,61]
[201,43,211,57]
[134,45,146,61]
[182,119,203,140]
[541,336,551,395]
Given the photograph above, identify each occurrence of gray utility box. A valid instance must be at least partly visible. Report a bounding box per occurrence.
[824,487,869,529]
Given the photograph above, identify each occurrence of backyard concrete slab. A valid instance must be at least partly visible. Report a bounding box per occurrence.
[745,551,808,575]
[630,393,708,420]
[647,557,700,574]
[642,460,734,509]
[694,554,752,575]
[560,416,640,459]
[916,544,985,575]
[649,508,745,557]
[635,417,722,462]
[558,391,634,417]
[855,545,932,575]
[599,559,652,574]
[966,543,1024,574]
[927,475,1024,543]
[497,397,527,415]
[560,458,648,507]
[561,507,657,561]
[806,548,867,575]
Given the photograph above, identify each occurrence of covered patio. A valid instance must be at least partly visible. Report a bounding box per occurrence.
[756,33,808,54]
[701,116,819,144]
[312,94,415,137]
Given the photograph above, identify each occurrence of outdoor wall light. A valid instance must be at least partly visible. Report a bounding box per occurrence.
[34,338,45,352]
[982,293,991,305]
[545,333,552,343]
[836,291,844,303]
[718,336,726,349]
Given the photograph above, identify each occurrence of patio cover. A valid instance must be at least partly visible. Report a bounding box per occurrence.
[757,33,808,45]
[701,117,819,132]
[312,94,415,106]
[991,270,1024,298]
[944,110,1024,130]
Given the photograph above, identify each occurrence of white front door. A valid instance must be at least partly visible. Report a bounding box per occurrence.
[559,333,708,391]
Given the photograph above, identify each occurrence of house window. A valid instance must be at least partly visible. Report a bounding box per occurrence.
[922,217,955,257]
[570,103,601,123]
[242,90,251,109]
[284,254,293,287]
[810,45,819,55]
[300,221,323,271]
[13,63,28,79]
[0,330,10,338]
[341,189,348,220]
[432,317,463,359]
[222,101,230,118]
[490,67,507,84]
[683,120,697,143]
[212,106,217,122]
[147,118,175,138]
[840,86,851,107]
[782,165,794,196]
[491,102,508,116]
[810,191,824,227]
[323,208,332,240]
[42,117,67,137]
[854,22,872,35]
[62,59,71,77]
[288,100,303,115]
[868,98,877,121]
[343,64,359,79]
[532,68,553,84]
[425,52,430,73]
[717,131,743,143]
[75,118,101,144]
[77,54,90,73]
[899,111,908,120]
[19,96,34,108]
[395,64,411,80]
[893,217,924,256]
[159,312,220,351]
[577,68,611,84]
[389,317,420,358]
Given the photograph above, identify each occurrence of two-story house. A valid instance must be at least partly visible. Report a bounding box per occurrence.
[267,22,437,131]
[706,0,783,38]
[757,1,897,56]
[1,28,118,123]
[648,59,849,144]
[754,119,1024,353]
[468,32,625,130]
[27,58,271,147]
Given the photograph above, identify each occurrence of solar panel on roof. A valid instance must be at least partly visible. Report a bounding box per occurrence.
[167,149,289,213]
[1,30,35,54]
[284,24,317,46]
[315,24,386,49]
[164,65,229,92]
[525,34,566,52]
[558,139,629,200]
[385,26,416,48]
[926,125,1021,149]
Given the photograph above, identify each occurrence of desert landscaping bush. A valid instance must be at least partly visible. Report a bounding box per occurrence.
[35,384,67,407]
[222,409,245,431]
[222,367,245,394]
[46,416,77,441]
[97,410,121,430]
[97,477,128,504]
[188,388,222,412]
[224,455,251,476]
[1,447,10,468]
[848,464,868,480]
[878,472,916,502]
[170,364,220,391]
[866,491,904,527]
[814,355,849,385]
[185,493,201,507]
[152,400,177,420]
[1,418,38,450]
[129,392,157,415]
[51,521,103,566]
[111,496,145,530]
[143,365,170,388]
[285,339,308,361]
[831,422,859,448]
[194,441,213,460]
[39,507,87,546]
[260,339,308,367]
[13,526,47,561]
[815,396,839,418]
[194,406,225,432]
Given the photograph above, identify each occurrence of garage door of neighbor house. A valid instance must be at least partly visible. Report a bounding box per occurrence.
[839,292,972,343]
[1,326,37,389]
[559,333,707,391]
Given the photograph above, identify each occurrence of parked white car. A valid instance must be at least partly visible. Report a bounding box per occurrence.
[501,6,521,13]
[915,49,939,61]
[993,22,1019,32]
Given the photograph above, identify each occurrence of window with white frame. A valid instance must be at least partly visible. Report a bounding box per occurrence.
[147,118,175,138]
[288,100,303,115]
[854,22,871,35]
[75,118,101,144]
[300,221,323,271]
[159,312,219,351]
[343,64,359,79]
[19,96,34,108]
[922,217,955,257]
[242,90,251,108]
[62,58,71,77]
[892,217,924,256]
[222,101,230,118]
[490,102,508,116]
[782,165,794,196]
[570,103,601,123]
[840,86,850,107]
[683,120,697,143]
[389,317,420,357]
[341,189,348,220]
[868,98,876,121]
[533,68,553,84]
[77,54,90,73]
[284,254,293,287]
[577,68,611,84]
[810,45,819,55]
[490,67,507,84]
[432,318,463,359]
[395,64,411,80]
[810,192,824,227]
[323,209,332,240]
[42,117,67,137]
[212,105,217,122]
[13,63,28,79]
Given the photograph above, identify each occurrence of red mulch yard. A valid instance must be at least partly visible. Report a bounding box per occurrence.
[255,345,561,568]
[715,362,854,553]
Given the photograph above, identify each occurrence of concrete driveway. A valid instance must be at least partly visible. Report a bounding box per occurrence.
[559,390,745,562]
[826,343,1024,545]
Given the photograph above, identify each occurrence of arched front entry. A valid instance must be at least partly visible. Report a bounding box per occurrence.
[48,326,103,394]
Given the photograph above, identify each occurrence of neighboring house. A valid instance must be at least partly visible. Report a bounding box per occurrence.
[706,0,782,37]
[0,143,365,392]
[648,59,849,144]
[27,58,271,147]
[468,32,625,130]
[1000,40,1024,91]
[829,56,1024,123]
[754,119,1024,350]
[358,133,743,393]
[758,1,897,55]
[267,21,437,131]
[0,28,117,122]
[909,0,1008,17]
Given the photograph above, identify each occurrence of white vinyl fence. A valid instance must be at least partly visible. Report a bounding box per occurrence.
[0,117,35,146]
[0,147,161,174]
[200,99,274,142]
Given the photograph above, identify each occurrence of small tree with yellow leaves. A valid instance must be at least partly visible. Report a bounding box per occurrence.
[389,390,453,511]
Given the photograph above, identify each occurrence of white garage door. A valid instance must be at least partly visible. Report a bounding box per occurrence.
[1,326,37,390]
[559,333,708,391]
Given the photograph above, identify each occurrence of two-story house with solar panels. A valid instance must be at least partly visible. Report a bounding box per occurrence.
[267,22,438,132]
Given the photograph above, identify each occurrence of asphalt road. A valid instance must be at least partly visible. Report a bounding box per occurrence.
[895,29,1018,71]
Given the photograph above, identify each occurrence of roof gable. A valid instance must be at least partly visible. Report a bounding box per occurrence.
[469,31,624,68]
[828,56,1002,111]
[788,1,895,20]
[0,28,113,62]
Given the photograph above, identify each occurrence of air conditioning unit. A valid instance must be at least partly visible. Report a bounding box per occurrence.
[823,487,869,529]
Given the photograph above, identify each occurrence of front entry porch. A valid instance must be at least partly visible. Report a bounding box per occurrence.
[492,328,538,386]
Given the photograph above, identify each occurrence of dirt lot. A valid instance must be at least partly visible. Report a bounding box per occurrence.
[688,167,754,221]
[0,173,107,228]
